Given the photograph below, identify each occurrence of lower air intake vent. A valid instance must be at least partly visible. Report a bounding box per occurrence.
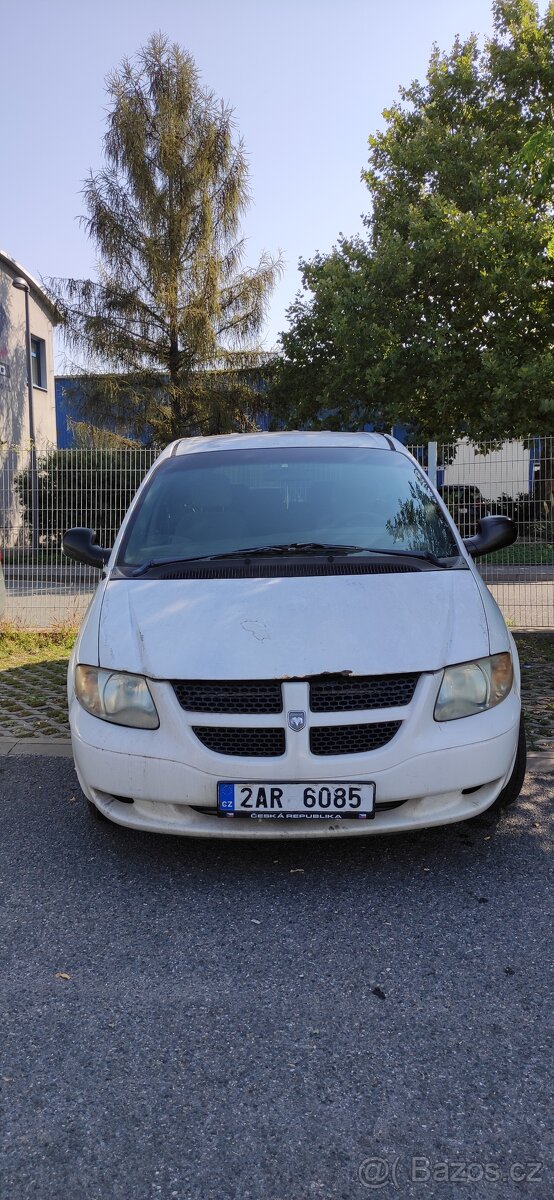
[192,726,286,757]
[310,721,401,756]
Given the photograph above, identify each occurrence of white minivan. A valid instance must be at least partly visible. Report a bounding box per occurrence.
[63,432,525,839]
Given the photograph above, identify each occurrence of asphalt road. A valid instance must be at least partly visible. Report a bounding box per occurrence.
[1,757,552,1200]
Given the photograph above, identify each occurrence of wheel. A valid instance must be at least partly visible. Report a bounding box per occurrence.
[493,714,527,809]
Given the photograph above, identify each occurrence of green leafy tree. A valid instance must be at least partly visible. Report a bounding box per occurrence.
[272,0,554,443]
[50,36,281,442]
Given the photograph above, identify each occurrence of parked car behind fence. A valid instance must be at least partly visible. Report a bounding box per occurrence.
[438,485,490,539]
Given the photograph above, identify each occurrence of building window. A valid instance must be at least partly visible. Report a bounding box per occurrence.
[31,336,46,388]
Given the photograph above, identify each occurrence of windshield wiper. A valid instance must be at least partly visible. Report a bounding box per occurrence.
[206,542,368,558]
[202,543,448,566]
[360,547,448,567]
[130,542,448,576]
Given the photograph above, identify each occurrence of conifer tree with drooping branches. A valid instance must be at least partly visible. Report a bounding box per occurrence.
[50,34,281,443]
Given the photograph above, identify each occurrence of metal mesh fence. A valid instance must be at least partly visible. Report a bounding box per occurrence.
[0,446,158,628]
[408,436,553,629]
[0,439,552,628]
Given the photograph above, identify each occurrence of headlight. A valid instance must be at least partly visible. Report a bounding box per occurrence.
[434,652,513,721]
[74,665,159,728]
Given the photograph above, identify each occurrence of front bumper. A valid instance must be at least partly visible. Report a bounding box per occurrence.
[69,672,521,838]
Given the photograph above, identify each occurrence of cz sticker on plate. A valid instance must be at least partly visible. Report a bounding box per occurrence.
[217,781,376,820]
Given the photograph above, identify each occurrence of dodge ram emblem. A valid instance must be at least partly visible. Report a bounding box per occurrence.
[288,710,306,732]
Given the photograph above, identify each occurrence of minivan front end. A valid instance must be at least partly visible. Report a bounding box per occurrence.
[69,644,521,838]
[66,432,523,837]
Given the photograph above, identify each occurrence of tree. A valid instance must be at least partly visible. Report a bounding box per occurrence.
[50,36,281,442]
[272,0,554,443]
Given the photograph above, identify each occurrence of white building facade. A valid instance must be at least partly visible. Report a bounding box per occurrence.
[0,249,59,448]
[0,251,60,548]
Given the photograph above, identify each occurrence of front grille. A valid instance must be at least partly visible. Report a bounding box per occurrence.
[192,726,286,757]
[173,674,418,715]
[309,673,419,712]
[173,680,282,714]
[310,721,401,756]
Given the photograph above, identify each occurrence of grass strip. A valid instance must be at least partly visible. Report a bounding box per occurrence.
[0,622,77,670]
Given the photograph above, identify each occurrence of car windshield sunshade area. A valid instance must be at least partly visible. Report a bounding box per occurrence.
[118,446,459,570]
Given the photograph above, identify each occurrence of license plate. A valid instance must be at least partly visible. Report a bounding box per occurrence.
[217,781,375,820]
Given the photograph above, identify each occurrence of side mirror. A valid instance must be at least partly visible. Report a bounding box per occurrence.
[464,515,517,558]
[63,527,111,569]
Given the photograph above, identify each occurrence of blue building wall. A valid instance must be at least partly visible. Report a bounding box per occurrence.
[55,377,152,447]
[55,378,77,448]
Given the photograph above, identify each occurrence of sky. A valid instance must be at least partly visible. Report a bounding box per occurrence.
[2,0,500,363]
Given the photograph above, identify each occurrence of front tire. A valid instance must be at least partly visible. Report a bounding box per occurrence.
[494,715,527,809]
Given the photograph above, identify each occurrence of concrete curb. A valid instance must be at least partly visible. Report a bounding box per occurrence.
[526,751,554,775]
[0,738,553,773]
[0,738,73,758]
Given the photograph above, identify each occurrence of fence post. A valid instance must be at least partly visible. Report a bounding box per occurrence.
[427,441,438,488]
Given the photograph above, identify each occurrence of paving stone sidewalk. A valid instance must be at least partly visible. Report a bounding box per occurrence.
[514,632,554,753]
[0,660,69,739]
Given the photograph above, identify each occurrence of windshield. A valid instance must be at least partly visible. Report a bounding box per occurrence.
[118,446,459,568]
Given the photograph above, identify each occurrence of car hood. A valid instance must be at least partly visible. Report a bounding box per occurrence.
[96,569,490,679]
